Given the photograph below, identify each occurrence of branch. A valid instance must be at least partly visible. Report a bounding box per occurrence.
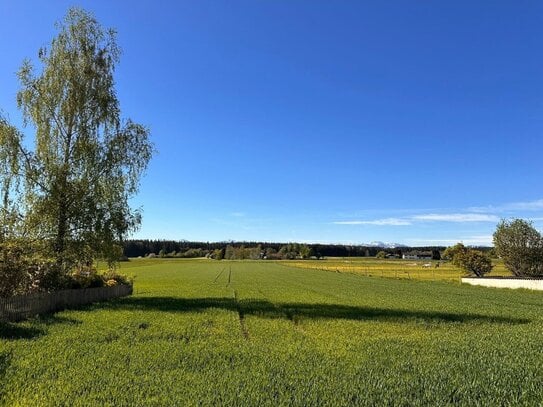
[16,142,52,194]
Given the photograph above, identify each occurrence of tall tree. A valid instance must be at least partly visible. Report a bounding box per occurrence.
[0,8,153,279]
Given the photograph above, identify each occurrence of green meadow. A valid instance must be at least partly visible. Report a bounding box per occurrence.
[1,259,543,406]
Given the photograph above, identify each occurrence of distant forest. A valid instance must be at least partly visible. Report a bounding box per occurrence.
[122,240,493,260]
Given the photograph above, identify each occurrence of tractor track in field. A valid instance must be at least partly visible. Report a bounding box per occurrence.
[212,267,226,283]
[214,266,248,339]
[232,289,249,340]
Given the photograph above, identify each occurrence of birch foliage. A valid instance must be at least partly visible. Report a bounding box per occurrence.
[0,7,153,275]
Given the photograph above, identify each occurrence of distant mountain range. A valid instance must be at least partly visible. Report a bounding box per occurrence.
[367,241,408,249]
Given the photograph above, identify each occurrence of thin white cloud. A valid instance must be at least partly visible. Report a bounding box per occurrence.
[406,235,493,246]
[469,199,543,213]
[509,199,543,211]
[334,213,497,226]
[229,212,245,217]
[333,218,412,226]
[412,213,499,223]
[333,200,543,228]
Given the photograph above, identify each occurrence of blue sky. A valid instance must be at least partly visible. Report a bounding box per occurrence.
[1,1,542,246]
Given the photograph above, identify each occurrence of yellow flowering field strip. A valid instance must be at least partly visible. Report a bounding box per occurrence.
[282,258,509,282]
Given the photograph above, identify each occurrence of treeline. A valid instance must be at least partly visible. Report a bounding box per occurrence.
[123,241,317,260]
[122,240,482,259]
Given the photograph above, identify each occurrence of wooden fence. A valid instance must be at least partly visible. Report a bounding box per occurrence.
[0,284,133,322]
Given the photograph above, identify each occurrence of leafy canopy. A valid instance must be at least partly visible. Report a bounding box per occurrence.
[444,243,492,277]
[0,7,153,283]
[493,219,543,277]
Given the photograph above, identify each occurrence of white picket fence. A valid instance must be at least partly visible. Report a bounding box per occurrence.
[0,284,132,322]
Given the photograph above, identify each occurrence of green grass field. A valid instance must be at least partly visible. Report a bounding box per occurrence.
[1,259,543,405]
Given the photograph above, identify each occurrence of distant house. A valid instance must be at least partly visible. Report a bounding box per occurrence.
[385,253,400,259]
[402,251,433,260]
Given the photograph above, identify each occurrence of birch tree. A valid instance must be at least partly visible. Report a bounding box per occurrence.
[0,7,153,282]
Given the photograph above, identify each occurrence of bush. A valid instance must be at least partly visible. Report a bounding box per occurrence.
[178,248,205,258]
[0,239,132,297]
[101,270,132,286]
[67,268,131,289]
[69,267,104,289]
[455,250,493,277]
[444,243,492,277]
[0,241,61,296]
[493,219,543,277]
[0,243,29,297]
[443,243,466,261]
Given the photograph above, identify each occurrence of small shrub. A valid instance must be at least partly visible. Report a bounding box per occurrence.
[68,268,131,289]
[0,241,59,296]
[456,250,493,277]
[0,244,28,297]
[102,270,132,286]
[69,268,105,289]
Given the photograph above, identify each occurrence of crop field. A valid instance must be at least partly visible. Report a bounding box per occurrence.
[283,257,510,282]
[1,259,543,405]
